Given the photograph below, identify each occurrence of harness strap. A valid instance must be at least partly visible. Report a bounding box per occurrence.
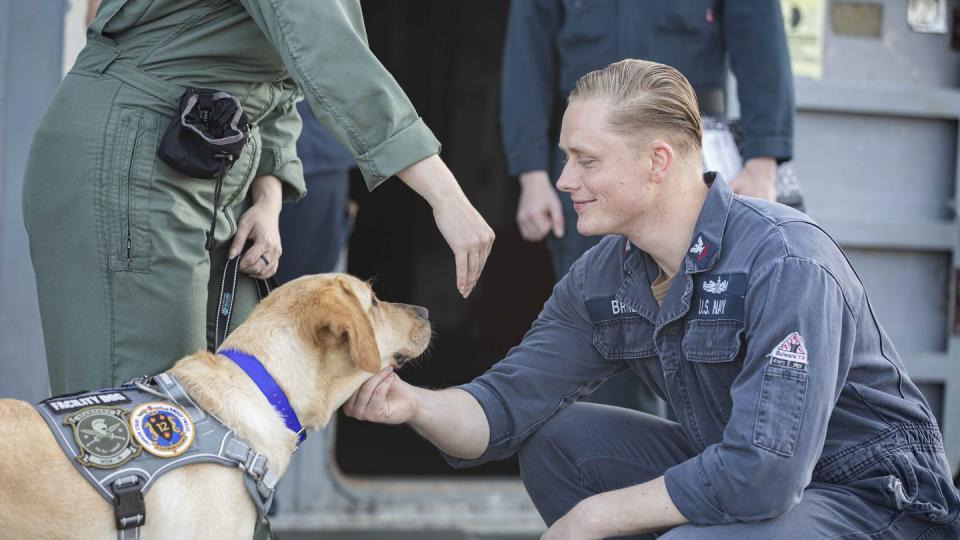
[225,438,279,517]
[112,475,145,540]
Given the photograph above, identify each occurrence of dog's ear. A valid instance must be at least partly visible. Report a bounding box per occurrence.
[317,278,381,373]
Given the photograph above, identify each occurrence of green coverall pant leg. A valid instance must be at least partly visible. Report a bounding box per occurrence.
[23,45,263,396]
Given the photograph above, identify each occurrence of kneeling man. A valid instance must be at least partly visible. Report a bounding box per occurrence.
[345,60,960,539]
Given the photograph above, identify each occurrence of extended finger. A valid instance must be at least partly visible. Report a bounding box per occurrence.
[356,373,394,419]
[229,219,253,260]
[369,373,395,416]
[454,248,468,297]
[462,247,479,298]
[550,201,565,238]
[354,368,393,417]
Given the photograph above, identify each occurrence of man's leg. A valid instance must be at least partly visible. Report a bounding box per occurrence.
[661,482,959,540]
[518,402,696,539]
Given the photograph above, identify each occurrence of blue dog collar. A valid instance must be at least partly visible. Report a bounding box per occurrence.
[220,349,306,447]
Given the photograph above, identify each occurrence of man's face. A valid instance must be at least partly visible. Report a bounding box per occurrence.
[556,99,655,238]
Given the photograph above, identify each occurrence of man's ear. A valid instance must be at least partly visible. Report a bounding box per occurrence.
[648,140,675,183]
[314,279,381,373]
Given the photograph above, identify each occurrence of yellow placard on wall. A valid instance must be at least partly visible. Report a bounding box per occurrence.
[781,0,826,80]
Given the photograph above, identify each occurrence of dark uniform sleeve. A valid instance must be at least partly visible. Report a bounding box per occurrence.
[664,257,853,524]
[444,257,626,467]
[723,0,795,162]
[500,0,563,176]
[238,0,441,190]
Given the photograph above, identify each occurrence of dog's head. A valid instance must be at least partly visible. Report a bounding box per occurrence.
[248,273,431,371]
[218,273,431,428]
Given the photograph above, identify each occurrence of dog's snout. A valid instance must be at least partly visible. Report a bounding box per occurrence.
[412,305,429,320]
[395,303,430,320]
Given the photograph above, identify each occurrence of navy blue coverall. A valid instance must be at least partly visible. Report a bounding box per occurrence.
[501,0,795,277]
[446,176,960,538]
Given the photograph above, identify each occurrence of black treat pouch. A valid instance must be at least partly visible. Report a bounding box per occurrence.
[158,89,251,249]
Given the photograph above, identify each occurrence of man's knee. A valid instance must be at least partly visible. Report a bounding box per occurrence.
[517,405,596,524]
[518,405,584,484]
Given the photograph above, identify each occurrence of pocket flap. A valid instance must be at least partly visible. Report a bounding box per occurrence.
[682,319,743,362]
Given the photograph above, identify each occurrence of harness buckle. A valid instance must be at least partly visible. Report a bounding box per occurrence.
[243,452,268,481]
[112,476,146,530]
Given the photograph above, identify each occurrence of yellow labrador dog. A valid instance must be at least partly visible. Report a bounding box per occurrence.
[0,274,431,539]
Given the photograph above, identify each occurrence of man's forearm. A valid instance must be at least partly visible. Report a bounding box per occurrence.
[409,387,489,459]
[579,476,688,537]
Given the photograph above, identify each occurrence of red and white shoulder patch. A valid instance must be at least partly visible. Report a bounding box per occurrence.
[767,332,808,371]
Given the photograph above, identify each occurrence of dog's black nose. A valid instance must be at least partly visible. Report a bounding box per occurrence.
[394,303,429,320]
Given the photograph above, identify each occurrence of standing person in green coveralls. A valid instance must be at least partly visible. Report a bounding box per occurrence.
[23,0,494,396]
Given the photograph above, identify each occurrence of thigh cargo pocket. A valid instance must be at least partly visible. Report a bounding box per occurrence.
[104,107,159,272]
[753,365,808,457]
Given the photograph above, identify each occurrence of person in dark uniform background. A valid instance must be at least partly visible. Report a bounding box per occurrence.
[277,102,356,281]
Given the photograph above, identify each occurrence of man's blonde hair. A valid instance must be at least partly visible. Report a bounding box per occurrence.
[569,59,703,157]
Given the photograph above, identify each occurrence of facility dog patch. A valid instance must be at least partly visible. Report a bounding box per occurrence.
[44,390,131,413]
[130,402,195,458]
[64,406,141,469]
[768,332,808,371]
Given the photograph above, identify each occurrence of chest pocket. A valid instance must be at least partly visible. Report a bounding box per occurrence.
[654,1,716,34]
[561,0,613,43]
[593,316,657,361]
[682,319,744,421]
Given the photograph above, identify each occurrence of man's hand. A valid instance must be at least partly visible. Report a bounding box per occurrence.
[517,170,564,242]
[343,368,420,425]
[729,157,777,201]
[345,371,490,460]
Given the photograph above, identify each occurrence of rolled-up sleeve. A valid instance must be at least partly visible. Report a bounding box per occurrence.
[255,92,306,202]
[500,0,562,176]
[665,257,854,524]
[723,0,794,162]
[239,0,440,190]
[444,256,626,468]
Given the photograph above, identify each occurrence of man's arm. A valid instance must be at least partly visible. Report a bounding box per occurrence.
[347,247,626,466]
[502,0,566,241]
[544,477,688,539]
[344,368,489,460]
[724,1,794,200]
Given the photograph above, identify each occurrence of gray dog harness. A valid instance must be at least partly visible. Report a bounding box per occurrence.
[36,372,278,540]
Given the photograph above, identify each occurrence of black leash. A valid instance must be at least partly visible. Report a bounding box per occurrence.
[214,253,278,349]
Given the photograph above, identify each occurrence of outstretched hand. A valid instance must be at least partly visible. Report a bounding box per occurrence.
[397,155,495,298]
[343,368,420,425]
